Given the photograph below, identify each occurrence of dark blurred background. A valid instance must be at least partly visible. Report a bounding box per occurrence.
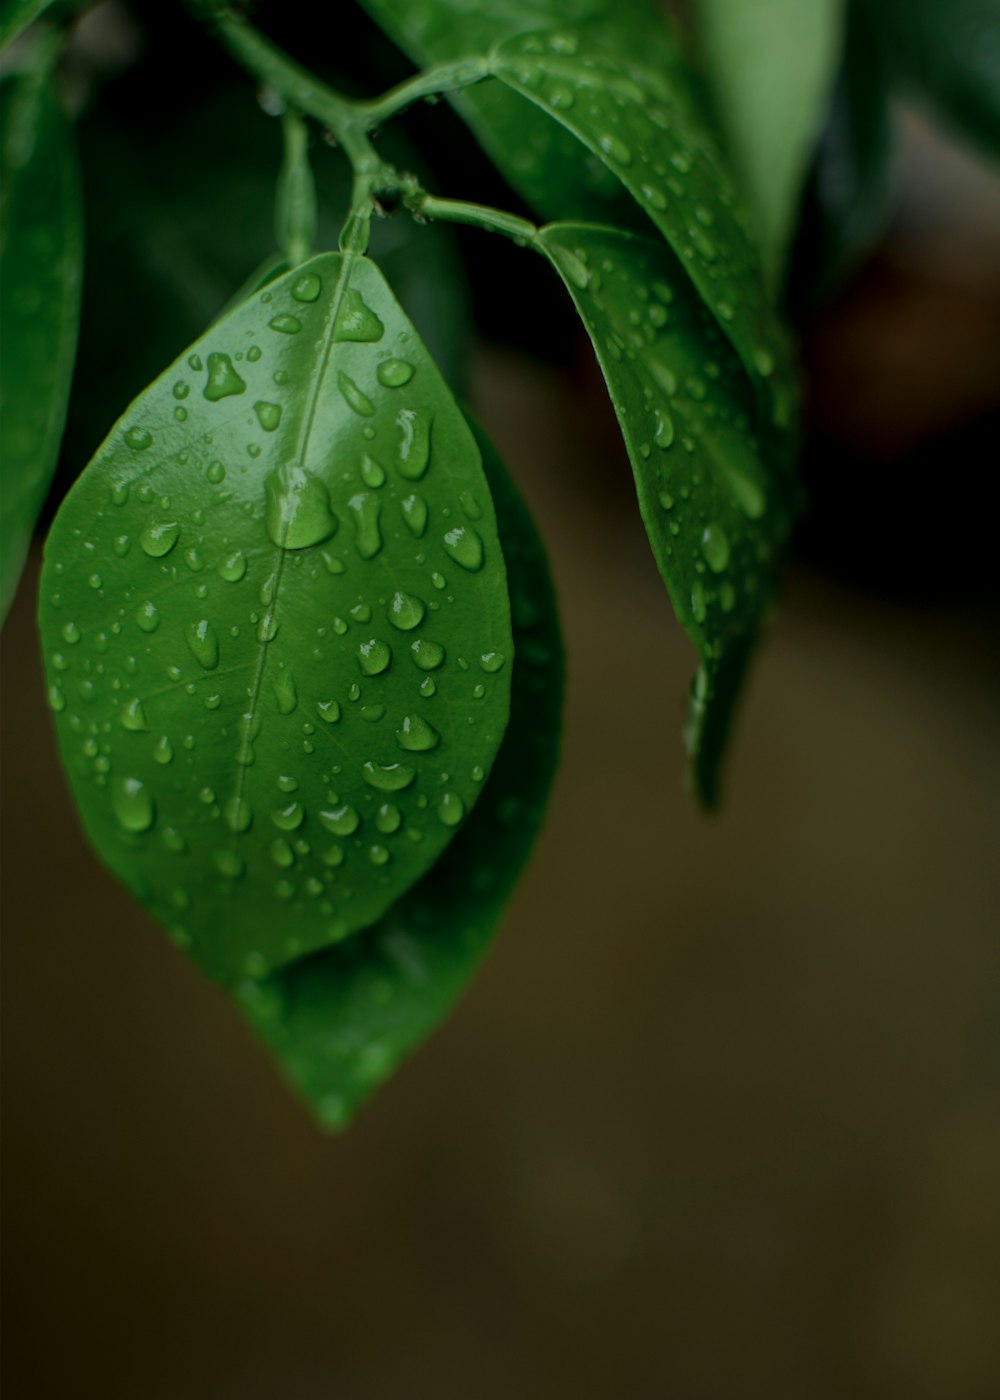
[2,3,999,1397]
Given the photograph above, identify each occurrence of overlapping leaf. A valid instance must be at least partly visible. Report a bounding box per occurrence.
[240,420,564,1128]
[691,0,845,284]
[0,52,82,621]
[39,252,513,985]
[539,223,798,802]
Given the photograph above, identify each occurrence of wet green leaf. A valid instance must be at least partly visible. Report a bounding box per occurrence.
[539,222,799,803]
[691,0,845,284]
[39,252,513,985]
[0,54,81,622]
[489,29,795,427]
[0,0,55,50]
[240,419,564,1129]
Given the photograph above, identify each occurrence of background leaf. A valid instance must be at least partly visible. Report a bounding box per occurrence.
[858,0,1000,161]
[539,222,798,803]
[0,0,55,50]
[39,252,512,985]
[240,419,564,1129]
[0,49,81,622]
[691,0,845,286]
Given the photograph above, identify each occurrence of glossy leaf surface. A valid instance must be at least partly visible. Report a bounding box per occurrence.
[539,222,799,802]
[241,421,564,1129]
[0,0,54,49]
[0,58,81,621]
[40,253,512,984]
[692,0,845,283]
[489,29,795,427]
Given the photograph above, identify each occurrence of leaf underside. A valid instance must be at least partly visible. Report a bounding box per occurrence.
[39,252,513,987]
[0,59,82,621]
[240,420,564,1129]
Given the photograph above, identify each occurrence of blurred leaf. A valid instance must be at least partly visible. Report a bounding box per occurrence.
[39,251,513,986]
[859,0,1000,160]
[240,419,564,1129]
[691,0,845,285]
[539,223,799,803]
[0,52,81,621]
[0,0,55,50]
[803,0,896,303]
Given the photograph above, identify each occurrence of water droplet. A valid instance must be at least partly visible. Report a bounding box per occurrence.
[319,804,360,836]
[369,844,390,865]
[396,714,440,751]
[479,651,505,673]
[61,621,81,644]
[135,599,160,632]
[120,696,148,731]
[360,453,385,488]
[218,549,247,582]
[410,638,444,671]
[271,801,304,831]
[124,426,152,451]
[265,467,338,549]
[720,581,736,613]
[377,358,414,388]
[337,371,375,417]
[269,313,302,334]
[362,761,416,792]
[437,791,465,827]
[358,638,391,675]
[224,795,254,833]
[375,803,401,834]
[254,400,282,432]
[316,699,341,723]
[387,590,425,631]
[291,271,322,302]
[346,491,382,559]
[187,619,220,670]
[754,346,775,377]
[641,183,668,211]
[691,579,707,623]
[110,481,130,506]
[207,460,226,484]
[334,289,384,341]
[214,849,245,878]
[48,684,65,712]
[701,523,731,573]
[258,611,279,643]
[400,492,428,536]
[153,735,173,765]
[247,345,262,362]
[270,837,295,868]
[443,524,484,572]
[658,490,674,511]
[598,132,632,165]
[112,776,155,832]
[557,247,591,289]
[140,521,180,557]
[203,352,246,402]
[419,676,436,698]
[273,669,298,714]
[113,534,130,557]
[395,408,431,480]
[548,82,575,109]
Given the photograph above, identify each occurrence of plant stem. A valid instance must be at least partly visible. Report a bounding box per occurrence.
[404,190,539,246]
[361,56,490,128]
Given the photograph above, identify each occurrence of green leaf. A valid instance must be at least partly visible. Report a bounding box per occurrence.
[858,0,1000,160]
[691,0,845,284]
[239,419,564,1129]
[64,88,472,468]
[538,222,799,803]
[488,29,795,428]
[0,53,82,622]
[358,0,716,230]
[805,0,895,302]
[0,0,55,50]
[39,251,513,986]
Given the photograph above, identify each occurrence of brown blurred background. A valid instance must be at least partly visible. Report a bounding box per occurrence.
[3,65,1000,1400]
